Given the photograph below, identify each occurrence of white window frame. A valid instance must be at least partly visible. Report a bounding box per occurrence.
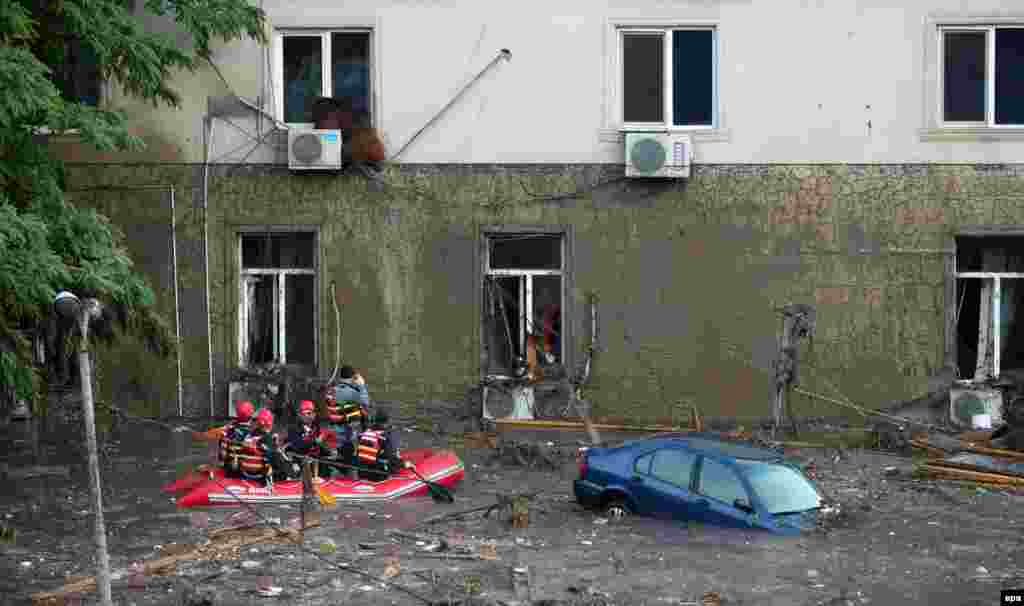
[954,270,1024,379]
[483,234,566,370]
[939,25,1024,129]
[617,24,718,132]
[272,27,376,128]
[237,231,318,368]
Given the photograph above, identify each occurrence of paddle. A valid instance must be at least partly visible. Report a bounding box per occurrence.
[192,424,228,442]
[403,461,455,504]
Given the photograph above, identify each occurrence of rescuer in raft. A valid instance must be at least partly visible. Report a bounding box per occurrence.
[285,399,329,477]
[356,410,411,481]
[218,400,255,478]
[325,365,370,478]
[238,408,291,484]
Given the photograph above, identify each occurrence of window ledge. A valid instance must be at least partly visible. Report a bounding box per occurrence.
[598,128,731,144]
[918,127,1024,142]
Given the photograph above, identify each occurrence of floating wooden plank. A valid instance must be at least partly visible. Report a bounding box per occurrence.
[30,520,319,604]
[494,419,694,432]
[922,465,1024,486]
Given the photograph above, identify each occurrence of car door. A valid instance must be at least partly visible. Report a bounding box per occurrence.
[629,448,697,522]
[692,456,755,529]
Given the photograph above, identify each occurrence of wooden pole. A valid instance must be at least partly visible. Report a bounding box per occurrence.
[77,301,112,606]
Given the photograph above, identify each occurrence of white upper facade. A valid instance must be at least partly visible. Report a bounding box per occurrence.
[118,0,1024,164]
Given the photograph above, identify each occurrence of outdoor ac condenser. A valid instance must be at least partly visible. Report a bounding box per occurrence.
[624,132,691,179]
[287,128,343,171]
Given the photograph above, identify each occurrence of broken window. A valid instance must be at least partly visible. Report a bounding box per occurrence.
[239,231,317,368]
[955,236,1024,380]
[483,233,564,376]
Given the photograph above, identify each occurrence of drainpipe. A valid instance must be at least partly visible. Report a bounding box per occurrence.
[169,186,184,417]
[203,116,216,417]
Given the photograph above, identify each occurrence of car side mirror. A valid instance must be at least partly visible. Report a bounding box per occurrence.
[733,498,753,513]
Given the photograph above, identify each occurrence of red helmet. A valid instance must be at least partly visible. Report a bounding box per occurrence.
[235,401,254,421]
[254,408,274,429]
[299,400,315,415]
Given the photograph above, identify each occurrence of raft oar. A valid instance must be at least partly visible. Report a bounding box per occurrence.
[192,424,227,442]
[404,462,455,504]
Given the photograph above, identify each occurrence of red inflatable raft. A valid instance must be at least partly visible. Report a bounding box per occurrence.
[164,448,464,508]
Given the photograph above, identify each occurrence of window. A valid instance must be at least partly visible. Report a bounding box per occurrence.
[954,236,1024,380]
[620,27,716,129]
[697,458,747,506]
[650,449,697,488]
[733,460,820,515]
[36,35,102,107]
[275,30,372,125]
[239,231,317,368]
[941,26,1024,126]
[483,233,564,376]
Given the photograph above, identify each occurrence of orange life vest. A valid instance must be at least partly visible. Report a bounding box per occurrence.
[218,421,251,467]
[237,436,271,477]
[357,430,384,465]
[326,400,364,425]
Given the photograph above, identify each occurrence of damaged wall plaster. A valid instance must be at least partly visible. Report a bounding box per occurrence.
[61,162,1024,423]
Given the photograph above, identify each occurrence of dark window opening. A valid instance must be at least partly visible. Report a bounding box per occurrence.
[672,30,713,126]
[286,274,316,365]
[39,36,101,106]
[331,32,371,118]
[956,236,1024,272]
[623,33,664,123]
[489,234,561,270]
[954,236,1024,380]
[284,36,323,123]
[483,234,564,375]
[242,232,316,269]
[484,276,522,373]
[246,276,277,366]
[240,232,317,368]
[943,31,987,122]
[995,28,1024,125]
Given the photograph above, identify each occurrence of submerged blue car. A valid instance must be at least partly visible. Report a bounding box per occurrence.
[573,434,823,535]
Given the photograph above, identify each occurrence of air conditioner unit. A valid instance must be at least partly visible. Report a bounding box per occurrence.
[288,128,343,171]
[624,132,691,179]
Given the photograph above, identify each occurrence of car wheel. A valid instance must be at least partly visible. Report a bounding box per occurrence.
[603,498,632,520]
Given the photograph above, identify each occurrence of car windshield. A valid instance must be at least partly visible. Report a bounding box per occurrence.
[734,460,821,514]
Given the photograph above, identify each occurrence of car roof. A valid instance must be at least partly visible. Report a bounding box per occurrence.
[623,434,783,462]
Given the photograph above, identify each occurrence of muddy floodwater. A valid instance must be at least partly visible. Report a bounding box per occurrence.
[1,418,1022,605]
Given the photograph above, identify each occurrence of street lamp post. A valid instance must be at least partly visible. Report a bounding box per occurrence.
[54,291,112,606]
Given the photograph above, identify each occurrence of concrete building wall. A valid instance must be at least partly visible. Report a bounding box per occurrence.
[48,0,1024,165]
[61,162,1024,423]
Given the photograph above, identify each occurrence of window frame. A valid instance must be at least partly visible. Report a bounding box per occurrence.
[272,27,376,128]
[482,232,566,372]
[953,235,1024,379]
[939,24,1024,128]
[616,24,719,132]
[236,228,319,369]
[695,456,750,507]
[648,447,698,490]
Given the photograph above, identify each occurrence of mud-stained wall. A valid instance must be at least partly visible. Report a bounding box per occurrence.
[61,162,1024,423]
